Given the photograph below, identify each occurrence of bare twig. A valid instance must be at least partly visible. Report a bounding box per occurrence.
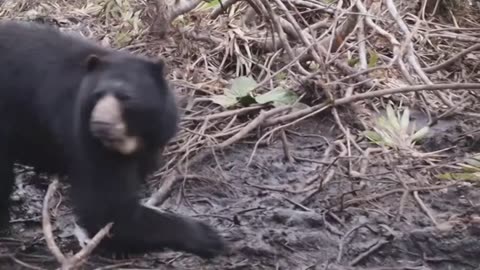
[68,223,113,268]
[42,179,113,270]
[184,105,265,121]
[340,183,457,210]
[42,179,65,264]
[413,191,438,226]
[349,238,389,266]
[259,0,310,75]
[280,129,294,164]
[217,106,291,148]
[211,0,241,19]
[333,83,480,105]
[336,223,369,263]
[146,169,180,206]
[423,43,480,73]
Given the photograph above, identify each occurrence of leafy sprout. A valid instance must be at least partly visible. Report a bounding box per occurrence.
[363,104,429,152]
[210,76,301,109]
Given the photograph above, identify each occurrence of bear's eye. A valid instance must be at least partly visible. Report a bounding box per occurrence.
[92,91,105,102]
[115,92,131,102]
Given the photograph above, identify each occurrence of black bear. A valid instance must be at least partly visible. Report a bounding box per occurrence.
[0,20,225,258]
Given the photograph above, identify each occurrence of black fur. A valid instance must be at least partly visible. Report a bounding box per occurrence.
[0,20,225,258]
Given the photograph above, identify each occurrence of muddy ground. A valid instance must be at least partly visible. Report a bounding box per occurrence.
[2,111,480,270]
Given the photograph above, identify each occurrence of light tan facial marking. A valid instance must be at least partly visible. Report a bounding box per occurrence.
[89,94,141,155]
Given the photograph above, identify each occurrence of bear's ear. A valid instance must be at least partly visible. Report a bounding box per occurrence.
[149,59,165,76]
[85,54,102,72]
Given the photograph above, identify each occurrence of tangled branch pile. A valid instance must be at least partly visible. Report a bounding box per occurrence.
[2,0,479,174]
[154,0,480,178]
[3,0,480,183]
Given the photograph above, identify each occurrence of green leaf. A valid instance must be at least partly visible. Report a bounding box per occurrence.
[385,104,400,131]
[400,107,410,131]
[237,94,257,107]
[374,127,395,147]
[363,130,383,144]
[460,155,480,172]
[292,102,310,110]
[255,87,298,107]
[368,50,379,68]
[436,172,480,181]
[411,126,429,141]
[459,163,480,173]
[308,61,320,70]
[348,58,359,67]
[464,155,480,168]
[210,95,238,108]
[200,0,222,9]
[275,72,288,81]
[228,76,257,98]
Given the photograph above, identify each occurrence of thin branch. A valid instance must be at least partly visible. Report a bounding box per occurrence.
[42,179,66,264]
[423,43,480,73]
[218,106,291,148]
[334,83,480,106]
[42,179,114,270]
[146,169,180,206]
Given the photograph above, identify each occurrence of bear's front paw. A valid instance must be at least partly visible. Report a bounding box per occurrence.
[177,219,227,259]
[0,211,10,233]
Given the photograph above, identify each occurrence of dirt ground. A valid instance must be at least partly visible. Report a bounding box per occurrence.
[2,0,480,269]
[2,112,480,270]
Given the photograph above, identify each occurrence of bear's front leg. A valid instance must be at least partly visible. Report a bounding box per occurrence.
[68,165,226,259]
[0,137,14,232]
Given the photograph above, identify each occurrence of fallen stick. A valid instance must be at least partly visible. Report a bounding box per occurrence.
[333,83,480,105]
[42,178,113,270]
[145,169,179,207]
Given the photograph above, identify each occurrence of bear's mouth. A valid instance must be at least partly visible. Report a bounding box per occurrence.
[89,93,141,155]
[90,120,124,141]
[90,120,140,155]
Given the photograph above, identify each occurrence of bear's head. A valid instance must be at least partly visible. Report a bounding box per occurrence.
[77,53,179,156]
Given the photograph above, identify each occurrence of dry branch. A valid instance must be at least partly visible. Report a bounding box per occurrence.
[146,169,180,206]
[333,83,480,105]
[42,180,65,264]
[217,106,292,148]
[152,0,204,37]
[211,0,240,18]
[423,43,480,73]
[319,1,359,53]
[42,179,113,270]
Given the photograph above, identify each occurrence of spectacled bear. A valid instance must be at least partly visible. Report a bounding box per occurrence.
[0,20,225,259]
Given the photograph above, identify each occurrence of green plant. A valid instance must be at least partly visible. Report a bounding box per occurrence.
[198,0,222,10]
[210,76,300,109]
[363,104,429,151]
[367,49,379,68]
[437,153,480,181]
